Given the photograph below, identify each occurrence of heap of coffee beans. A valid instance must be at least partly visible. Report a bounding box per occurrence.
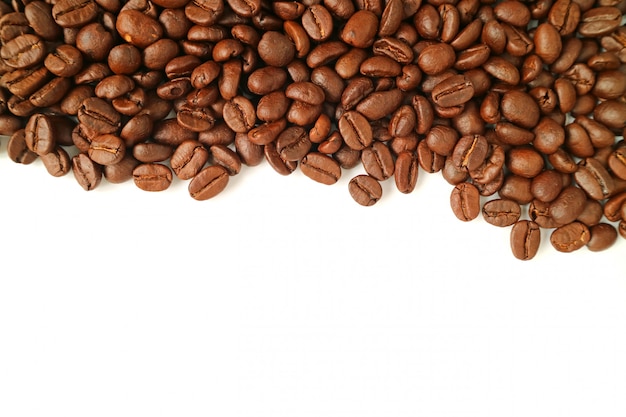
[0,0,625,260]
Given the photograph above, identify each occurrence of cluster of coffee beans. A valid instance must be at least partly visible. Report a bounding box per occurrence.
[0,0,625,259]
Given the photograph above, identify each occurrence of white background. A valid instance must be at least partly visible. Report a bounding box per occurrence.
[1,141,625,417]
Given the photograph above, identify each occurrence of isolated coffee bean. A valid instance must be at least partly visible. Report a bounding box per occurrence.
[482,199,521,227]
[72,152,102,191]
[550,221,591,253]
[587,223,618,252]
[349,175,383,206]
[7,129,38,164]
[188,165,229,200]
[450,182,480,221]
[510,220,541,260]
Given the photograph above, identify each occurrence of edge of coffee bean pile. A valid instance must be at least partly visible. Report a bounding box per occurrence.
[0,0,625,260]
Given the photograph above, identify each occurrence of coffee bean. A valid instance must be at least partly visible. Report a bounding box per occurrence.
[361,141,394,181]
[450,182,481,221]
[72,152,102,191]
[587,223,618,252]
[550,186,588,226]
[510,220,541,260]
[394,151,418,194]
[52,0,99,28]
[188,165,229,200]
[276,126,311,162]
[550,221,591,252]
[133,163,173,192]
[349,175,382,206]
[338,110,372,151]
[300,152,342,185]
[431,75,474,108]
[482,199,521,227]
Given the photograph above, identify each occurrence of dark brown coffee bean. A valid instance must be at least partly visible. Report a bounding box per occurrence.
[482,199,521,227]
[1,34,45,69]
[417,140,446,174]
[132,142,173,164]
[132,163,173,192]
[450,182,480,221]
[39,146,71,177]
[394,151,418,194]
[413,4,441,40]
[531,170,564,203]
[594,100,626,130]
[338,110,373,151]
[340,9,378,48]
[103,153,140,184]
[285,81,325,106]
[608,148,626,181]
[209,144,241,176]
[418,43,456,75]
[310,66,344,103]
[116,10,163,48]
[483,56,520,85]
[248,119,287,146]
[356,88,403,121]
[574,158,615,200]
[72,152,102,191]
[550,221,591,252]
[52,0,98,28]
[7,129,37,164]
[300,152,342,185]
[578,6,621,37]
[451,134,488,172]
[361,141,394,181]
[222,96,256,133]
[550,185,588,226]
[506,147,545,179]
[169,140,209,180]
[24,113,55,156]
[431,75,474,108]
[335,47,369,79]
[349,174,382,206]
[372,37,414,65]
[276,126,311,162]
[88,134,125,166]
[586,223,618,252]
[188,164,229,200]
[44,44,82,78]
[78,97,121,135]
[500,174,534,205]
[500,90,540,129]
[257,31,295,67]
[510,220,541,260]
[302,4,333,42]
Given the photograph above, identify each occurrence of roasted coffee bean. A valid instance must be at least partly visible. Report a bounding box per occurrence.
[340,9,378,48]
[1,34,45,69]
[222,96,256,133]
[608,148,626,180]
[132,142,173,164]
[531,169,564,203]
[355,88,402,120]
[300,152,341,185]
[450,182,480,221]
[40,146,71,177]
[451,135,488,172]
[78,97,121,134]
[431,75,474,108]
[482,199,521,227]
[361,141,394,181]
[24,113,55,156]
[349,174,382,206]
[72,152,102,191]
[188,164,229,200]
[276,126,311,162]
[132,163,173,192]
[550,185,588,225]
[302,4,333,42]
[88,134,125,166]
[510,220,541,260]
[574,158,615,200]
[103,154,140,184]
[586,223,618,252]
[500,174,534,205]
[7,129,37,164]
[506,147,545,178]
[338,110,372,151]
[394,151,418,194]
[52,0,99,28]
[550,221,591,252]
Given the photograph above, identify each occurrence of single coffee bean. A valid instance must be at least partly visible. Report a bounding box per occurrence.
[44,44,83,78]
[608,148,626,181]
[349,174,383,206]
[1,34,45,69]
[340,10,378,48]
[88,134,125,166]
[418,43,456,75]
[550,185,588,226]
[103,154,140,184]
[574,158,615,200]
[394,151,419,194]
[72,152,102,191]
[24,113,55,156]
[506,147,545,178]
[300,152,342,185]
[40,146,71,177]
[133,163,173,192]
[222,96,256,133]
[586,223,618,252]
[276,126,311,162]
[417,140,446,174]
[450,182,481,221]
[451,134,489,172]
[210,144,241,176]
[170,140,209,180]
[338,110,373,151]
[531,169,564,203]
[499,174,534,205]
[7,129,37,164]
[285,81,325,106]
[510,220,541,260]
[302,4,334,42]
[132,142,173,164]
[78,97,121,135]
[188,164,229,200]
[431,75,474,108]
[355,88,403,120]
[482,199,521,227]
[257,31,295,67]
[116,10,163,48]
[52,0,98,28]
[550,221,591,252]
[361,141,394,181]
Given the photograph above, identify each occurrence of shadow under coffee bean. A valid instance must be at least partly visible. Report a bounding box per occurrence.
[0,0,625,260]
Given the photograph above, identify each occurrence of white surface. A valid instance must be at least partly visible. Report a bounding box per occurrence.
[1,142,625,417]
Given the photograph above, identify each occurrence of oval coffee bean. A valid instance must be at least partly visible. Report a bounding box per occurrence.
[338,110,373,151]
[431,75,474,108]
[510,220,541,261]
[550,222,591,253]
[361,141,394,181]
[349,175,383,206]
[482,199,521,227]
[587,223,618,252]
[72,153,102,191]
[394,151,419,194]
[133,163,173,192]
[188,165,229,200]
[88,134,125,165]
[300,152,342,185]
[450,182,480,221]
